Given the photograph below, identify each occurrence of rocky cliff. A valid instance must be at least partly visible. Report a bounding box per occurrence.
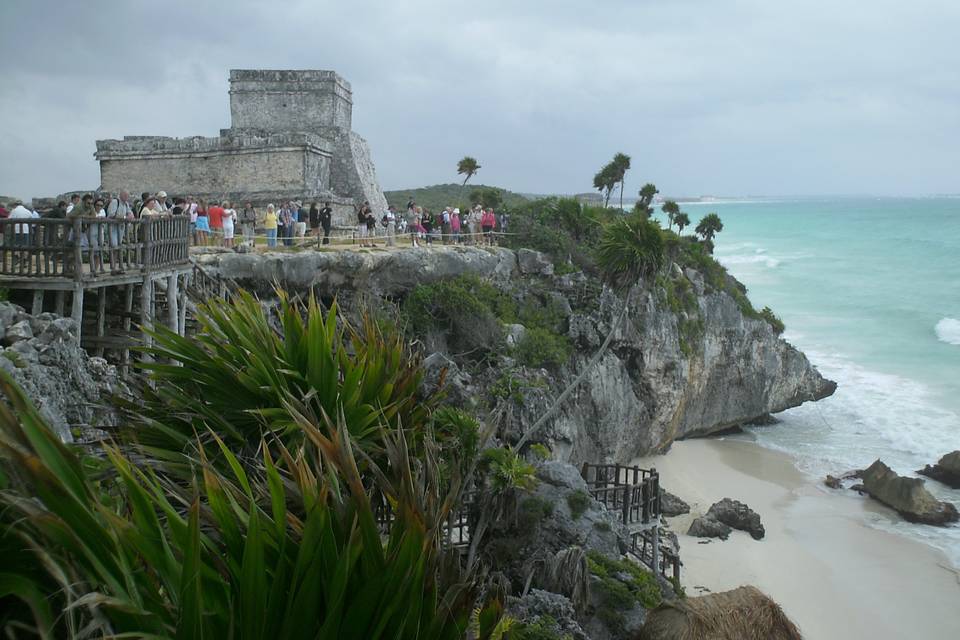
[195,246,837,463]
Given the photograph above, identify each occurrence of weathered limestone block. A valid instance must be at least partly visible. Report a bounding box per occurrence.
[861,459,959,526]
[918,451,960,489]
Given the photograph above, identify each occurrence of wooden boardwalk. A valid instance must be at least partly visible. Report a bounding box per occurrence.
[0,216,192,361]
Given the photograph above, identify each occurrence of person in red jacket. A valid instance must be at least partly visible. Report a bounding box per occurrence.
[481,208,497,245]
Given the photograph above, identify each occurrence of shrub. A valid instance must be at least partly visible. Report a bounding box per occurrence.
[529,443,552,461]
[514,327,572,370]
[759,306,786,334]
[566,490,591,520]
[587,551,662,609]
[595,216,666,288]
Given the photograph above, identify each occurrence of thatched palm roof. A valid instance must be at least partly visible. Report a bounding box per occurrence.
[638,585,802,640]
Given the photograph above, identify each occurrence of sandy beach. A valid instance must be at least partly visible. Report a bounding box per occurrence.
[635,439,960,640]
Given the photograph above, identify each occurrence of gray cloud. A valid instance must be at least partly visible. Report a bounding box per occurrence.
[2,0,958,199]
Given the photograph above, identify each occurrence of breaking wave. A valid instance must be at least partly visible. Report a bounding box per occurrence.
[935,318,960,346]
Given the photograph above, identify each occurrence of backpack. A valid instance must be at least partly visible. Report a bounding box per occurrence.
[357,209,366,224]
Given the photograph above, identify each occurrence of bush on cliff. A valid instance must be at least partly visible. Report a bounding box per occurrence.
[595,215,666,288]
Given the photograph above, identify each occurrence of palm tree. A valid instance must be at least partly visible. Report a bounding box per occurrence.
[674,211,690,235]
[661,200,680,230]
[593,164,616,208]
[457,156,481,187]
[611,153,631,211]
[636,183,659,218]
[695,212,724,242]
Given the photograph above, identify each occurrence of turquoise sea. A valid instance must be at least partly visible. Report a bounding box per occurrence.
[662,197,960,565]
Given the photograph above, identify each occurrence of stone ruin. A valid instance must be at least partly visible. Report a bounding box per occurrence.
[94,69,388,225]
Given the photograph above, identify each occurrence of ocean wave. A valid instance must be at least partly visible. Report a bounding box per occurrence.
[935,317,960,346]
[718,254,781,268]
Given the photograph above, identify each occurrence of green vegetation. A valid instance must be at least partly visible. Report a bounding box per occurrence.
[634,183,660,218]
[384,183,530,212]
[0,293,539,638]
[586,550,662,633]
[491,372,529,403]
[515,327,572,370]
[593,520,611,532]
[471,186,504,209]
[529,443,552,461]
[674,211,690,235]
[661,200,680,230]
[593,152,631,209]
[759,306,786,334]
[595,216,666,288]
[507,615,573,640]
[566,489,591,519]
[1,350,25,369]
[695,212,724,243]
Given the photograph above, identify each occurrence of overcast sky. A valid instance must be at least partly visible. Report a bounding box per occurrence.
[2,0,959,200]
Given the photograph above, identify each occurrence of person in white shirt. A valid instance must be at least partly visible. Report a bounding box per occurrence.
[222,201,237,248]
[8,201,34,248]
[65,194,80,216]
[383,206,396,247]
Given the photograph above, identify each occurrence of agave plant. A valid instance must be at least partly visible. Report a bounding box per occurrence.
[0,370,501,639]
[124,290,434,470]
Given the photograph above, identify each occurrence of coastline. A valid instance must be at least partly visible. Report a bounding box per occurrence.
[635,438,960,640]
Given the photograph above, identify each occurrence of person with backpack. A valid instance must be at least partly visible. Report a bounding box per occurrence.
[363,201,377,246]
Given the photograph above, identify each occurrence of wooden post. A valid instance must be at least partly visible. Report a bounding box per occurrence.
[70,284,84,343]
[178,273,189,336]
[621,484,632,526]
[54,291,65,316]
[122,284,134,376]
[31,290,43,315]
[140,277,153,359]
[96,287,107,357]
[651,522,660,577]
[166,273,179,332]
[72,216,83,280]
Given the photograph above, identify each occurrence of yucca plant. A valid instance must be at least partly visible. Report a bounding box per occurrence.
[0,370,501,639]
[124,290,433,470]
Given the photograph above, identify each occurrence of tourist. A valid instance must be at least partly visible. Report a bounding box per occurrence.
[280,202,295,247]
[320,201,333,245]
[383,205,396,247]
[441,207,452,244]
[355,203,367,247]
[171,198,185,216]
[135,192,150,216]
[195,200,210,246]
[186,196,198,244]
[222,200,236,248]
[45,201,67,219]
[264,204,278,247]
[406,196,415,216]
[140,196,161,217]
[106,190,134,250]
[156,191,169,212]
[364,201,377,246]
[421,209,434,245]
[309,202,320,239]
[240,201,256,246]
[0,202,8,219]
[451,208,461,243]
[207,200,224,241]
[65,194,81,216]
[295,201,307,239]
[481,207,496,245]
[89,198,106,274]
[410,207,426,247]
[9,200,34,248]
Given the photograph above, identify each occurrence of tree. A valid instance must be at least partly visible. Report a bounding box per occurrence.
[470,187,503,210]
[592,163,617,208]
[457,156,481,186]
[661,200,680,230]
[674,211,690,235]
[632,183,659,219]
[695,212,724,242]
[611,153,631,211]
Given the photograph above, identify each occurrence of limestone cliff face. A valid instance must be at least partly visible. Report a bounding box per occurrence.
[197,246,835,463]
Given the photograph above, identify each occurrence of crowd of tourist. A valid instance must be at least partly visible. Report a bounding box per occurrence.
[0,192,509,251]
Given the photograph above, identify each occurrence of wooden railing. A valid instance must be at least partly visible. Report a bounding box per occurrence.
[0,216,190,280]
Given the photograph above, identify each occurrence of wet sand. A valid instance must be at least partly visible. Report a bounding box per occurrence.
[635,439,960,640]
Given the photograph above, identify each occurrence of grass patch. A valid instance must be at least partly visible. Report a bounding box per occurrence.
[566,490,591,520]
[509,615,573,640]
[759,306,785,334]
[587,551,662,610]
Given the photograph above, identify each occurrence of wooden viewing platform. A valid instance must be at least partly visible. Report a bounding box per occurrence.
[0,216,192,360]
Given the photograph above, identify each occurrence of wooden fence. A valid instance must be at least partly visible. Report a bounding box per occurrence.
[0,216,190,279]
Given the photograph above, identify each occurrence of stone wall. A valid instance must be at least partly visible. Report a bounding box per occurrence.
[323,127,389,214]
[229,69,353,132]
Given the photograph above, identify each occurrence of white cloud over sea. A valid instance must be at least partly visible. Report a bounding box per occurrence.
[1,0,959,199]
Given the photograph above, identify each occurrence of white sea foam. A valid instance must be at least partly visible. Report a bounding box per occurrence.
[935,317,960,346]
[718,253,781,268]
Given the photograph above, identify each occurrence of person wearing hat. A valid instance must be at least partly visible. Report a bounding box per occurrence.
[156,191,169,212]
[139,195,160,217]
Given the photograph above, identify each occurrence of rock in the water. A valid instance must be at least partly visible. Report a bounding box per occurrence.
[687,516,732,540]
[517,248,555,275]
[660,490,691,517]
[861,459,959,526]
[3,320,33,345]
[825,475,843,489]
[706,498,765,540]
[917,451,960,490]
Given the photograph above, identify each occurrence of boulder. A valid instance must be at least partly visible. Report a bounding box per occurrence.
[3,320,33,345]
[505,323,527,347]
[917,451,960,489]
[824,475,842,489]
[687,516,732,540]
[660,490,691,517]
[517,248,554,276]
[706,498,765,540]
[506,589,588,640]
[861,459,959,526]
[0,302,21,333]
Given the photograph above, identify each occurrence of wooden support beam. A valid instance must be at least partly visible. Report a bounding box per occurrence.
[96,288,107,358]
[166,273,179,333]
[121,284,134,377]
[70,284,84,343]
[140,277,153,358]
[31,290,43,315]
[177,273,189,336]
[54,291,65,316]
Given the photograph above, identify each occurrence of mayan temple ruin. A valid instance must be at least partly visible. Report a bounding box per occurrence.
[94,69,387,221]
